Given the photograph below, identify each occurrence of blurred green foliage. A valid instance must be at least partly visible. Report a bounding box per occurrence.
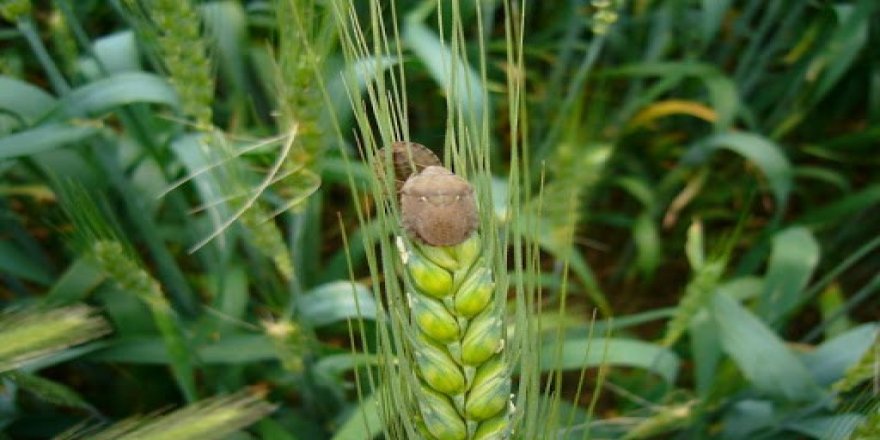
[0,0,878,439]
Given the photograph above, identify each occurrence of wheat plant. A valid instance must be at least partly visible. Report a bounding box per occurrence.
[327,0,544,438]
[389,150,512,439]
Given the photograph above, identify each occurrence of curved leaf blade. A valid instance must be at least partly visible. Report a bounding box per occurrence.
[712,293,825,402]
[759,227,820,323]
[61,72,180,118]
[0,122,99,160]
[0,76,57,123]
[801,323,879,386]
[298,281,378,327]
[539,337,680,384]
[684,132,793,207]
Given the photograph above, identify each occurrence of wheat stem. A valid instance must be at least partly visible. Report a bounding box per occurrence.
[91,240,198,402]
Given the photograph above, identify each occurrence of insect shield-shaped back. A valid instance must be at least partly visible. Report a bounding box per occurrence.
[401,166,478,247]
[374,141,442,192]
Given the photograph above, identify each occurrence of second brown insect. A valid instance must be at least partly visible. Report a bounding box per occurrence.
[374,141,443,191]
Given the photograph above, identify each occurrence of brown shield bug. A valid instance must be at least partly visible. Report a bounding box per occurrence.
[400,165,478,246]
[374,141,442,191]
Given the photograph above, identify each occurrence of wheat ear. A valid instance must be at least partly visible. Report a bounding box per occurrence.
[395,162,512,439]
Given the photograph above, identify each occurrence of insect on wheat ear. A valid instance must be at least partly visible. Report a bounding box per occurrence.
[401,165,479,247]
[374,141,443,191]
[377,141,512,439]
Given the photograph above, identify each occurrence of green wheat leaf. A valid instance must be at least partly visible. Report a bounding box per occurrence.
[712,293,826,402]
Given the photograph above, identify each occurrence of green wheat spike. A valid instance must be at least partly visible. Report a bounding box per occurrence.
[80,390,276,440]
[55,181,199,401]
[132,0,214,129]
[401,235,512,440]
[91,240,198,401]
[661,259,725,347]
[276,0,326,163]
[236,203,294,281]
[131,0,297,279]
[0,305,111,373]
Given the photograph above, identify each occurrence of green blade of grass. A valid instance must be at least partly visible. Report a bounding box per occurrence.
[0,240,54,285]
[200,1,248,96]
[758,227,820,324]
[87,334,276,364]
[700,0,734,45]
[60,72,180,117]
[810,0,877,105]
[43,257,106,305]
[539,337,680,384]
[0,75,57,123]
[0,122,100,160]
[3,370,94,412]
[168,133,235,252]
[604,62,740,131]
[297,281,378,327]
[712,293,825,402]
[330,390,383,440]
[800,323,878,387]
[83,31,140,75]
[797,184,880,228]
[403,16,486,126]
[208,264,249,333]
[683,132,793,209]
[690,308,722,397]
[785,414,863,440]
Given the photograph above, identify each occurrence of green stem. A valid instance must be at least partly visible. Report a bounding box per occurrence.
[533,35,605,177]
[18,17,70,95]
[145,295,198,402]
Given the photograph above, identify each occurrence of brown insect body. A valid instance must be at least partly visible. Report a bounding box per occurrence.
[375,141,442,191]
[401,166,478,246]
